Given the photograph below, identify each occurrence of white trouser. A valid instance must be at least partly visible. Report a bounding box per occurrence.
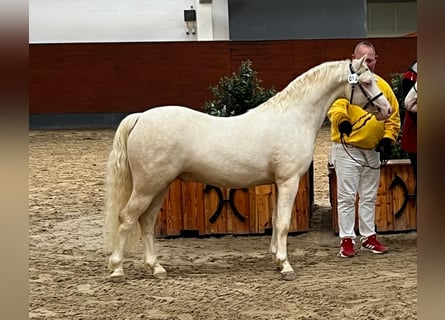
[331,143,380,239]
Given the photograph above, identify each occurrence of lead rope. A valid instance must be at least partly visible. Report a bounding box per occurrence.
[340,134,387,170]
[340,102,387,170]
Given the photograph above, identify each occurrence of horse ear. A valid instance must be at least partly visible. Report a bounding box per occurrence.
[358,55,367,68]
[351,55,367,72]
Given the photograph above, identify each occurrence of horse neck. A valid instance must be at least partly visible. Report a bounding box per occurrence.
[259,60,348,131]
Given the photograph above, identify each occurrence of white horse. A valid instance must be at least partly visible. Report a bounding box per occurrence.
[104,56,392,282]
[404,81,417,113]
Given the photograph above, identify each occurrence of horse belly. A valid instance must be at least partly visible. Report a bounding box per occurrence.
[178,150,274,188]
[178,167,273,189]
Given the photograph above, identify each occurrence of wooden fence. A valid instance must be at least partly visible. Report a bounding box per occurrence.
[155,166,312,237]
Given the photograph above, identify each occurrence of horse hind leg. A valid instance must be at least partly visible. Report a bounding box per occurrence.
[139,188,169,279]
[108,192,153,282]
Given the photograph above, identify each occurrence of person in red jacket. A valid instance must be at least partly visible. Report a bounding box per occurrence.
[400,61,417,180]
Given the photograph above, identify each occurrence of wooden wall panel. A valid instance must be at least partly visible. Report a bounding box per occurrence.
[228,188,251,234]
[252,185,275,234]
[154,169,312,238]
[292,173,311,232]
[384,160,417,232]
[30,38,416,115]
[204,186,229,235]
[181,182,205,233]
[162,180,183,236]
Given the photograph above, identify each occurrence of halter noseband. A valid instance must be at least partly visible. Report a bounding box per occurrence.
[348,63,383,111]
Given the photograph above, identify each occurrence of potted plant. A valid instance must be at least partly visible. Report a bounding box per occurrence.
[204,59,277,116]
[389,73,410,159]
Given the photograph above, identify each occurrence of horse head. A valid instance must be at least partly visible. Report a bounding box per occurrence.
[404,81,417,113]
[346,55,392,121]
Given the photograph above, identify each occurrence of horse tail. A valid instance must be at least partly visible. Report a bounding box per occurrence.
[103,113,141,253]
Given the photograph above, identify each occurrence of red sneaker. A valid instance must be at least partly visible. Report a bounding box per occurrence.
[339,238,355,257]
[360,234,388,254]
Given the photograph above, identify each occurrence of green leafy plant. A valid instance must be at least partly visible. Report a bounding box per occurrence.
[389,73,409,159]
[204,60,277,117]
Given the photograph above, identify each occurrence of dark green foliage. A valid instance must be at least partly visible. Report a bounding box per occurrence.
[390,73,407,124]
[389,73,409,159]
[204,60,277,117]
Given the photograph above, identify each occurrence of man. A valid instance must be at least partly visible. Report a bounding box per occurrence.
[328,40,400,257]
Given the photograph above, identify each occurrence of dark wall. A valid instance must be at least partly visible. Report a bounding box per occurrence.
[228,0,367,40]
[30,37,416,118]
[30,42,229,114]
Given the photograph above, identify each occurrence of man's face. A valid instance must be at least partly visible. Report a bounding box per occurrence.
[352,45,377,72]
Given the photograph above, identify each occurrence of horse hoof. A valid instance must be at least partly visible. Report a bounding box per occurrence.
[281,271,296,281]
[153,271,168,280]
[110,274,125,283]
[110,269,125,282]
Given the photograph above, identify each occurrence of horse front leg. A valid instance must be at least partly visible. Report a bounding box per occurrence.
[273,180,299,281]
[269,204,278,258]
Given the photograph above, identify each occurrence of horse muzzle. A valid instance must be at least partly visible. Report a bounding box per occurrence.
[373,105,392,121]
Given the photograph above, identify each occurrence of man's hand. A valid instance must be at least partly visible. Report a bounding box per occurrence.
[338,121,353,137]
[375,137,393,160]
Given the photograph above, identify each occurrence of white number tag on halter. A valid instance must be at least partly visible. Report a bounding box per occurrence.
[348,73,359,84]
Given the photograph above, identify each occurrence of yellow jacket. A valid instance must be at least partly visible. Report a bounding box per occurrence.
[327,74,400,150]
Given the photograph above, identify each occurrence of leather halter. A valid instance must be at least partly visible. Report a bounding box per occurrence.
[348,63,383,111]
[339,63,387,170]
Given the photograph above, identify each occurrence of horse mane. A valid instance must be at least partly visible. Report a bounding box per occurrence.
[252,59,349,113]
